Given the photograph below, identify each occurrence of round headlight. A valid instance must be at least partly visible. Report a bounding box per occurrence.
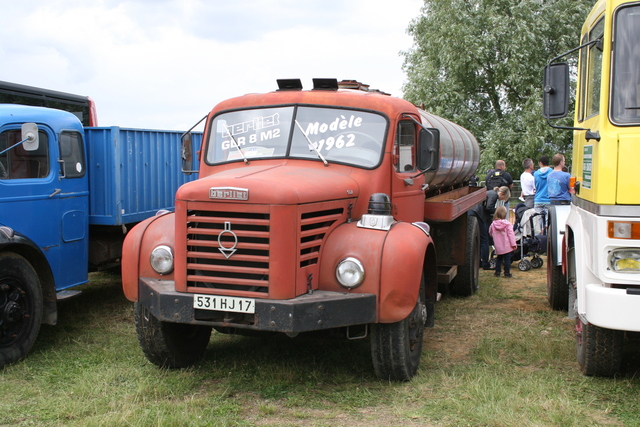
[150,245,174,274]
[336,257,365,289]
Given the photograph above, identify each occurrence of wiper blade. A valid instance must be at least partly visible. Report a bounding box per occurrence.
[223,124,249,164]
[295,120,328,167]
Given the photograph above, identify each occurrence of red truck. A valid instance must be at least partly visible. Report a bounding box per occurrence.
[122,79,484,380]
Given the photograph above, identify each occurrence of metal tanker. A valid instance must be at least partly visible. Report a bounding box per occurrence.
[418,109,480,191]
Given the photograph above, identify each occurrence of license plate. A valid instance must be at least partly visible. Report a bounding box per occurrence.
[193,294,255,314]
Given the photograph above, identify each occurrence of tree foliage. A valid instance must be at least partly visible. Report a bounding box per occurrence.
[402,0,594,177]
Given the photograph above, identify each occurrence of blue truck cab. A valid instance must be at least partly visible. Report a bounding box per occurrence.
[0,104,200,368]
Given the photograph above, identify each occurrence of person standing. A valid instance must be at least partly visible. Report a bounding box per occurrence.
[489,206,517,278]
[547,153,571,205]
[534,155,552,210]
[485,160,514,190]
[520,158,536,209]
[469,186,511,270]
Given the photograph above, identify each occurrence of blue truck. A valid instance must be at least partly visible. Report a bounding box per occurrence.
[0,103,201,367]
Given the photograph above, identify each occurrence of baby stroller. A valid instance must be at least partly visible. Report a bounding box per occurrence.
[489,205,547,271]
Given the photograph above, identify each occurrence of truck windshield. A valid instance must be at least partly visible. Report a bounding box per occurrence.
[611,4,640,125]
[206,106,387,168]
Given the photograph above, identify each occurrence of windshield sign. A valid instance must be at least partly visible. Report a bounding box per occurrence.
[206,106,387,168]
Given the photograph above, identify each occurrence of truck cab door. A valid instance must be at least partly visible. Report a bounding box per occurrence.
[391,119,426,223]
[0,126,89,292]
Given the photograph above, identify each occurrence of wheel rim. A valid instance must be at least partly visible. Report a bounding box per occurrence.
[0,278,31,346]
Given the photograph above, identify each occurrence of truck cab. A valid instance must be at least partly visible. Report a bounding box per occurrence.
[0,105,89,366]
[543,0,640,376]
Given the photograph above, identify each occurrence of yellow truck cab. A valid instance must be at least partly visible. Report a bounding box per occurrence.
[543,0,640,376]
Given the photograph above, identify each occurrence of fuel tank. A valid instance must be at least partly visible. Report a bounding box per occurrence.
[418,109,480,189]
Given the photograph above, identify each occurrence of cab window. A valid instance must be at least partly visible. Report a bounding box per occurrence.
[0,129,49,179]
[59,131,86,178]
[395,121,416,172]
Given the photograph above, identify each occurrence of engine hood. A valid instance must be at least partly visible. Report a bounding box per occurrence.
[176,163,360,205]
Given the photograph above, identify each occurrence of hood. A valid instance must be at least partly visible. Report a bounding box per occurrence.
[492,219,512,231]
[176,163,360,205]
[537,166,551,177]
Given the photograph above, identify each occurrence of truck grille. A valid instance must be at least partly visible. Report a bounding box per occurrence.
[186,210,270,295]
[299,208,344,267]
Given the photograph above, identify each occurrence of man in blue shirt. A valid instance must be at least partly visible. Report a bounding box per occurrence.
[547,153,571,204]
[534,155,552,209]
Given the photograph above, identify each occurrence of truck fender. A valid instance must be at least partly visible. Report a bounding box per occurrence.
[318,221,433,324]
[547,205,571,267]
[122,212,175,302]
[379,222,434,323]
[0,227,57,325]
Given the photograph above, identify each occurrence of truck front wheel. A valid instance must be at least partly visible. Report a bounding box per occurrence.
[134,303,212,368]
[576,318,623,377]
[370,275,426,381]
[0,252,43,368]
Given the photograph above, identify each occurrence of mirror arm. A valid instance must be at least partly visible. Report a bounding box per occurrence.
[0,136,33,156]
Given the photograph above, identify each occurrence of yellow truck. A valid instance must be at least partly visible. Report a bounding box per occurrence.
[543,0,640,376]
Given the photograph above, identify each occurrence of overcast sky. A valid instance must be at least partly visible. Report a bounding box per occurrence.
[0,0,423,130]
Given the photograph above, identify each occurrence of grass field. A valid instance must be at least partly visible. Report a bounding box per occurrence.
[2,259,640,426]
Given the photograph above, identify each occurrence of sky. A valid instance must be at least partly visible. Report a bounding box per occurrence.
[0,0,424,131]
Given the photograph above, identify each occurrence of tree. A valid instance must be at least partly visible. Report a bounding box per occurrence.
[402,0,593,176]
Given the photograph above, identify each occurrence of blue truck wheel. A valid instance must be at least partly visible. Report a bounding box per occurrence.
[0,252,43,368]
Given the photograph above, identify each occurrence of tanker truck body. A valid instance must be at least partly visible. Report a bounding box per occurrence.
[122,79,484,380]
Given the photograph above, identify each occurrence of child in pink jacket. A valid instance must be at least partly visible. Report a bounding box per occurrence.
[489,206,517,277]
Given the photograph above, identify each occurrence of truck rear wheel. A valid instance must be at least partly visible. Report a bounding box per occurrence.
[451,215,480,297]
[134,303,212,368]
[547,220,568,311]
[0,252,43,368]
[371,275,426,381]
[576,318,623,377]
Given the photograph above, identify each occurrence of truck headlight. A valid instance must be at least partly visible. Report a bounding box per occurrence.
[150,245,174,274]
[336,257,365,289]
[609,249,640,273]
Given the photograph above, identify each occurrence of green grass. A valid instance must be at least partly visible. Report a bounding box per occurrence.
[2,266,640,426]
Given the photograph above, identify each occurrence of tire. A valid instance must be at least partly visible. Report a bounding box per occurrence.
[547,220,568,311]
[371,275,426,381]
[0,252,43,368]
[134,303,212,368]
[576,318,623,377]
[451,215,480,297]
[518,260,531,271]
[531,256,543,269]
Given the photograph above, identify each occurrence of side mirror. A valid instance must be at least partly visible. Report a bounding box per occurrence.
[417,128,439,171]
[21,123,39,151]
[543,62,570,120]
[181,132,193,175]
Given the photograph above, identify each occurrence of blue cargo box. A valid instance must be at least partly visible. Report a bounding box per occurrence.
[85,127,202,226]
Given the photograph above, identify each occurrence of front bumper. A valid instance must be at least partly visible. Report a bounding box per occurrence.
[584,283,640,331]
[139,278,377,333]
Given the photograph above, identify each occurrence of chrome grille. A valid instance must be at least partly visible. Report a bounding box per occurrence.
[186,210,270,295]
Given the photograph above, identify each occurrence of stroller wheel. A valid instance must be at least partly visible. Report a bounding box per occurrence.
[518,260,531,271]
[531,257,543,269]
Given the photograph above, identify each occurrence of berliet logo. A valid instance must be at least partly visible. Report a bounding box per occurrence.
[209,187,249,200]
[218,222,238,259]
